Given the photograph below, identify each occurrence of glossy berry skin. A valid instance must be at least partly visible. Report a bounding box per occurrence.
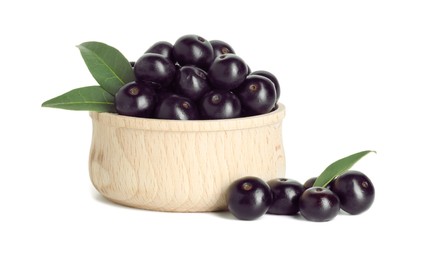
[154,95,199,120]
[208,54,249,91]
[173,34,214,70]
[267,178,304,215]
[134,53,176,88]
[303,177,317,190]
[235,75,277,115]
[210,40,235,58]
[199,90,241,119]
[145,41,175,63]
[299,187,340,222]
[330,171,375,215]
[155,88,174,104]
[115,81,156,118]
[251,70,281,102]
[174,66,211,101]
[227,176,272,220]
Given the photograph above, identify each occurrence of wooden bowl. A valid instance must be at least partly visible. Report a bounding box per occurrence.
[89,103,286,212]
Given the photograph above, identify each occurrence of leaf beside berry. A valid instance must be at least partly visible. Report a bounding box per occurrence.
[313,150,376,188]
[41,86,115,112]
[76,41,134,95]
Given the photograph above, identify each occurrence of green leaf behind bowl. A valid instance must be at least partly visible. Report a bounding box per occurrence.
[41,86,115,113]
[77,41,134,95]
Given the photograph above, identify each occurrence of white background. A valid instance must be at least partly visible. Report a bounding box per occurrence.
[1,0,426,259]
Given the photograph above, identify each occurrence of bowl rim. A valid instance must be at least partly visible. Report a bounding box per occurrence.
[90,103,285,132]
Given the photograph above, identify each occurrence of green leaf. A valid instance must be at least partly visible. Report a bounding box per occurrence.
[313,150,376,187]
[76,41,134,95]
[41,86,115,112]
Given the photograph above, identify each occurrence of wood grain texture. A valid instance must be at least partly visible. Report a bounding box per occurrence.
[89,104,286,212]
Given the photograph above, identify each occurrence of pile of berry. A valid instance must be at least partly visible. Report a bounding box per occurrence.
[115,34,280,120]
[227,171,375,221]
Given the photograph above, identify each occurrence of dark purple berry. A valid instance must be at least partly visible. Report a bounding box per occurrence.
[199,90,241,119]
[173,34,214,70]
[154,95,199,120]
[235,75,277,115]
[303,177,334,190]
[114,81,156,118]
[174,66,211,101]
[299,187,340,222]
[134,53,176,88]
[251,70,281,102]
[208,54,249,91]
[303,177,317,190]
[227,176,272,220]
[330,171,375,215]
[210,40,235,58]
[145,41,175,63]
[267,178,304,215]
[155,88,175,104]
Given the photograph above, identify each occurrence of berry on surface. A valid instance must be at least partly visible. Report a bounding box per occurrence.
[227,176,272,220]
[267,178,304,215]
[299,187,340,222]
[330,171,375,215]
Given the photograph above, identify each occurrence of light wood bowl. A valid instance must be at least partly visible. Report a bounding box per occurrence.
[89,103,286,212]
